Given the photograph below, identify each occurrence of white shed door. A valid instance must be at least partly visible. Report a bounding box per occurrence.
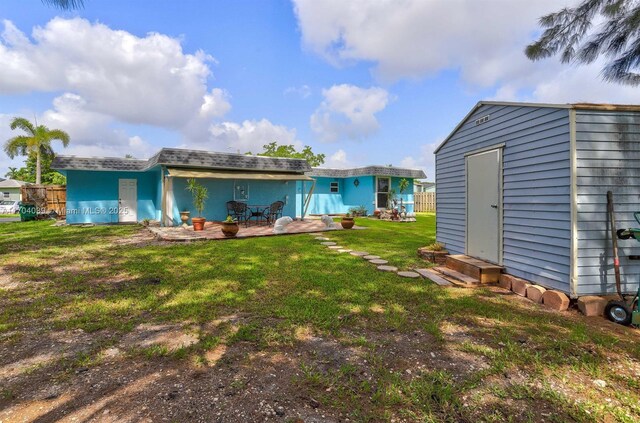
[466,149,501,263]
[118,179,137,223]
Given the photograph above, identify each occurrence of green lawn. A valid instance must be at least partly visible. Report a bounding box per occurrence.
[331,213,436,269]
[0,214,19,218]
[0,216,639,422]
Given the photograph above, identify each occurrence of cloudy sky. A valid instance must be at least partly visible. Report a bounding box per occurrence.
[0,0,636,180]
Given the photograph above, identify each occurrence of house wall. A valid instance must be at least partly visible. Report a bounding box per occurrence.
[436,104,572,292]
[1,187,21,202]
[575,110,640,296]
[169,177,297,225]
[301,176,415,216]
[304,177,351,215]
[65,170,160,224]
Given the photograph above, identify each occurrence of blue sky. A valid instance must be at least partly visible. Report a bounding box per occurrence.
[1,0,636,180]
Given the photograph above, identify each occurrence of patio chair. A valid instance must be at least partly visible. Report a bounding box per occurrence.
[264,201,284,226]
[226,200,249,226]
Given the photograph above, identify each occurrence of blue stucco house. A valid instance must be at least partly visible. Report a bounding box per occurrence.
[52,148,425,226]
[301,166,426,216]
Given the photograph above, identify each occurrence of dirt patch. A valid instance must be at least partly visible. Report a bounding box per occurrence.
[0,267,19,290]
[111,228,163,247]
[0,332,356,422]
[119,324,199,351]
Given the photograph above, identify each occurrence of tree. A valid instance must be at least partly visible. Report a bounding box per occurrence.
[398,178,409,210]
[250,142,326,167]
[42,0,84,9]
[7,152,67,185]
[4,167,19,180]
[4,117,70,184]
[526,0,640,85]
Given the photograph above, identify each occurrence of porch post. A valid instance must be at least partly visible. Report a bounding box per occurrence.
[162,175,175,227]
[302,179,316,219]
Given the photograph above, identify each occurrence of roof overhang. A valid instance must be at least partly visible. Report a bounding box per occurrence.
[308,166,426,179]
[433,100,640,155]
[167,168,314,181]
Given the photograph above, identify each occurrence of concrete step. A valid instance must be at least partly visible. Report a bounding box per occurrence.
[444,255,503,284]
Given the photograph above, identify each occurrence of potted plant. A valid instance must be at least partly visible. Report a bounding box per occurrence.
[221,215,239,237]
[186,178,208,231]
[418,242,449,264]
[341,212,355,229]
[348,205,367,217]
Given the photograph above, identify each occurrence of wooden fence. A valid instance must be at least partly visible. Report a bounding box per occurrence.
[21,185,67,218]
[414,192,435,212]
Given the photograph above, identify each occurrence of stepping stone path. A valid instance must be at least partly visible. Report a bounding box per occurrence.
[377,265,398,272]
[397,271,421,278]
[314,237,436,283]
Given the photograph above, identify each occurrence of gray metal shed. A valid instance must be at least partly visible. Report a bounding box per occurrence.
[434,101,640,298]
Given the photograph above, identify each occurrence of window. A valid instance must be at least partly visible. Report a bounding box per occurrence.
[376,177,390,209]
[2,192,9,199]
[234,182,249,201]
[330,182,339,193]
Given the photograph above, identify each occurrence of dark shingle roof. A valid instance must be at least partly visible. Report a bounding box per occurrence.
[52,148,312,173]
[51,156,148,171]
[308,166,426,179]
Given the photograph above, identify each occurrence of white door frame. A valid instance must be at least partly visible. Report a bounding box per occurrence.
[375,176,391,209]
[465,146,503,264]
[118,178,138,223]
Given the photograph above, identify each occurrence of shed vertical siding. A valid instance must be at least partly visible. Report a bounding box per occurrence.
[436,104,572,292]
[575,110,640,295]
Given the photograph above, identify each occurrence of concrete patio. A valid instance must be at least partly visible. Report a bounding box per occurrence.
[147,219,360,241]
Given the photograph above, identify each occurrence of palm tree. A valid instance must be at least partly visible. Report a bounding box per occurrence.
[4,117,70,185]
[526,0,640,85]
[41,0,84,9]
[4,167,19,179]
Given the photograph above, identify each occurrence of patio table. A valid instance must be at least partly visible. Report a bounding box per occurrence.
[247,205,269,226]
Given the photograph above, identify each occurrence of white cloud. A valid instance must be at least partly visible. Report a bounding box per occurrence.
[324,148,350,168]
[41,93,154,159]
[530,60,640,104]
[310,84,389,142]
[400,140,440,181]
[0,18,230,129]
[190,119,303,154]
[292,0,562,83]
[293,0,640,106]
[284,85,312,99]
